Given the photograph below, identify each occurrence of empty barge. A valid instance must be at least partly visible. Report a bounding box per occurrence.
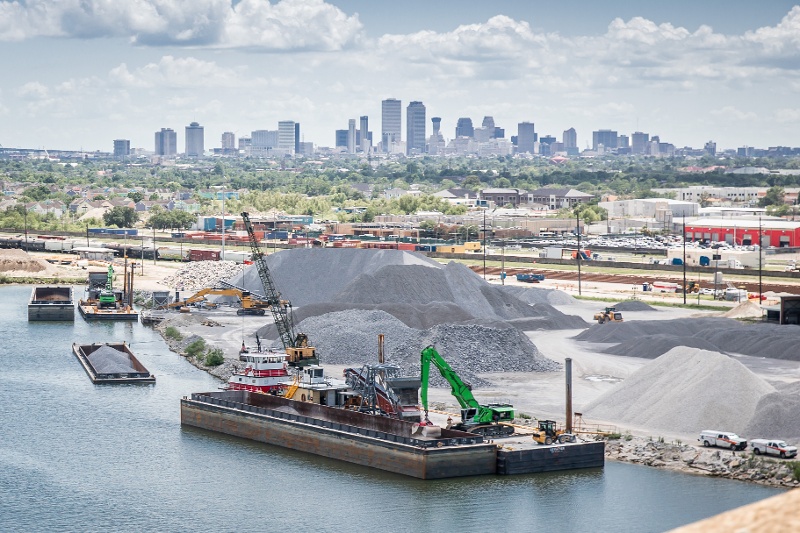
[72,342,155,384]
[181,390,604,479]
[28,286,74,321]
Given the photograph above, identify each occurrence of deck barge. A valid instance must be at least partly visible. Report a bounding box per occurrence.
[72,342,155,384]
[78,302,139,321]
[28,286,74,321]
[181,390,604,479]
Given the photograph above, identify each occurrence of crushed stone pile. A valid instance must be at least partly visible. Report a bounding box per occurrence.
[161,260,243,292]
[583,347,774,435]
[743,382,800,441]
[574,318,739,344]
[0,248,50,273]
[87,345,137,374]
[500,285,578,306]
[613,300,657,312]
[230,249,585,329]
[602,334,722,359]
[723,300,765,319]
[701,323,800,361]
[260,309,560,387]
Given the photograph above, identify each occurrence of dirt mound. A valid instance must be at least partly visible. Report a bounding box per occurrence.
[723,300,765,319]
[613,300,657,312]
[0,248,49,273]
[584,347,774,435]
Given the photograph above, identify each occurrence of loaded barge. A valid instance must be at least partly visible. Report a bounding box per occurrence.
[180,390,604,479]
[28,286,74,321]
[72,342,155,384]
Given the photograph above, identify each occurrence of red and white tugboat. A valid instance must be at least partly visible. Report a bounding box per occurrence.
[224,348,290,394]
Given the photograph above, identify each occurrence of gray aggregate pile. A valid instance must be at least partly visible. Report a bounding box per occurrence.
[613,300,657,312]
[700,323,800,361]
[161,261,243,292]
[230,249,583,329]
[87,345,137,374]
[743,382,800,441]
[499,285,577,305]
[260,309,560,387]
[584,347,774,435]
[602,334,722,359]
[574,318,739,344]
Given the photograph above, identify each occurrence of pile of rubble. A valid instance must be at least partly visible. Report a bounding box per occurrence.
[160,260,244,292]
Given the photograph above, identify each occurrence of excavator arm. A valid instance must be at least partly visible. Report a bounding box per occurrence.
[421,345,480,419]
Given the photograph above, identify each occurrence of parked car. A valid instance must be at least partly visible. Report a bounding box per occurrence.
[750,439,797,459]
[699,430,748,450]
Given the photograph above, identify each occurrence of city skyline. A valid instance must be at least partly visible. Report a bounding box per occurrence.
[1,1,800,151]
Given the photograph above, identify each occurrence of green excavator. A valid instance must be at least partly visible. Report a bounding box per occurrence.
[97,265,117,309]
[419,345,515,437]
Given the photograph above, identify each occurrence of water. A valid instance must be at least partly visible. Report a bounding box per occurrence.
[0,285,783,532]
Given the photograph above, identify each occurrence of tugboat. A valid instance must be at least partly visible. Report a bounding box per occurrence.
[224,347,290,394]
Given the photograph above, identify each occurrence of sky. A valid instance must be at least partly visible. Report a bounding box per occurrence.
[1,0,800,153]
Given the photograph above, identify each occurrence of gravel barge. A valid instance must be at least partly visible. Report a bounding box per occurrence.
[28,286,74,321]
[180,390,604,479]
[72,342,155,384]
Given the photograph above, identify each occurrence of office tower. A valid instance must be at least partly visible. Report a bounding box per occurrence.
[631,131,649,154]
[347,119,356,153]
[221,132,236,150]
[294,123,300,154]
[431,117,442,139]
[705,140,716,156]
[592,129,618,151]
[381,98,401,152]
[455,118,474,138]
[618,135,629,149]
[278,120,295,154]
[517,122,536,154]
[428,117,445,155]
[359,115,371,151]
[406,101,426,154]
[494,127,505,139]
[238,137,251,151]
[252,130,278,155]
[562,128,577,149]
[185,122,204,157]
[113,139,130,159]
[335,129,348,148]
[482,116,495,130]
[155,128,177,156]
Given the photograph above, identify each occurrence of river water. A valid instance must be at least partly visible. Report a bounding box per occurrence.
[0,285,782,532]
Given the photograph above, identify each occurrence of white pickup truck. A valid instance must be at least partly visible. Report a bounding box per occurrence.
[750,439,798,459]
[699,430,748,450]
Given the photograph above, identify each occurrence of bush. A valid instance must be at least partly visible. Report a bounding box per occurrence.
[205,348,224,367]
[791,462,800,481]
[606,433,622,440]
[164,327,182,341]
[186,339,206,357]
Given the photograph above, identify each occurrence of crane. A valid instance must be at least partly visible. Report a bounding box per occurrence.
[98,265,117,308]
[420,345,515,437]
[241,212,318,367]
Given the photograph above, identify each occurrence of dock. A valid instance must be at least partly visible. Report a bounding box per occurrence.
[78,301,139,321]
[28,286,74,321]
[181,390,604,479]
[72,342,155,384]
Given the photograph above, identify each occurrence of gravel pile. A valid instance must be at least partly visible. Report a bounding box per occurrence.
[702,323,800,361]
[723,300,765,318]
[613,300,657,312]
[574,318,739,344]
[161,260,243,292]
[261,308,560,387]
[602,334,722,359]
[743,382,800,441]
[500,285,577,305]
[87,345,137,374]
[584,347,774,435]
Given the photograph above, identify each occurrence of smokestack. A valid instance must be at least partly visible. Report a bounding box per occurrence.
[378,334,384,363]
[565,358,573,434]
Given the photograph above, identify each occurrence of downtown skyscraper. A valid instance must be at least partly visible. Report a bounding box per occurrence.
[406,101,426,155]
[381,98,401,152]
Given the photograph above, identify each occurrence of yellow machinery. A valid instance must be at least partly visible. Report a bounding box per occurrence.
[162,287,267,315]
[593,307,623,324]
[531,420,576,445]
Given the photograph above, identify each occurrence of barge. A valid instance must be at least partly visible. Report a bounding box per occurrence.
[72,342,155,384]
[28,286,74,321]
[180,390,604,479]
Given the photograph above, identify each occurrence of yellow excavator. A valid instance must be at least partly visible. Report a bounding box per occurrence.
[161,287,268,315]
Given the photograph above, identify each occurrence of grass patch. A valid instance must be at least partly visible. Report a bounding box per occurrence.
[164,327,182,341]
[185,339,206,357]
[606,433,622,440]
[790,461,800,481]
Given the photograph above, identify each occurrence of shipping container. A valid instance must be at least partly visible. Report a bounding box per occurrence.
[189,249,221,262]
[157,246,189,261]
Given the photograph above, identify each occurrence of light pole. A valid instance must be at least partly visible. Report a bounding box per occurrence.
[576,213,582,296]
[759,215,763,305]
[221,184,226,259]
[482,208,486,280]
[682,215,687,305]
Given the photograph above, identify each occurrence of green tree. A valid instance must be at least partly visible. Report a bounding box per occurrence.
[103,206,138,228]
[127,191,144,203]
[759,186,785,207]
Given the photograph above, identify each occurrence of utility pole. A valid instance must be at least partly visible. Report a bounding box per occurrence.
[576,213,582,296]
[221,184,226,259]
[759,215,763,305]
[482,208,486,280]
[682,215,687,305]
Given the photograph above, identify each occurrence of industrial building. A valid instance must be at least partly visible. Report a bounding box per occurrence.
[684,218,800,247]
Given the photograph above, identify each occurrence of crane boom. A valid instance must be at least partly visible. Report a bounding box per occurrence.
[241,212,317,366]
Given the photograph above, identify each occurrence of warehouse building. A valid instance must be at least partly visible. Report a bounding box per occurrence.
[684,218,800,247]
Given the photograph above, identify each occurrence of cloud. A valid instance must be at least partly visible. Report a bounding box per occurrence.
[710,106,758,121]
[0,0,362,51]
[108,56,250,88]
[774,108,800,123]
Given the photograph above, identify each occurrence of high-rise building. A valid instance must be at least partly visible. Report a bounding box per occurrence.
[592,129,618,151]
[347,119,356,154]
[294,123,301,154]
[562,128,577,149]
[618,135,629,149]
[359,115,371,151]
[517,122,536,154]
[221,132,236,151]
[631,131,649,154]
[185,122,204,157]
[113,139,130,159]
[335,129,348,148]
[705,140,716,156]
[406,102,426,154]
[381,98,401,152]
[154,128,177,156]
[482,116,495,130]
[251,130,278,155]
[428,117,445,154]
[278,120,296,154]
[455,118,474,138]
